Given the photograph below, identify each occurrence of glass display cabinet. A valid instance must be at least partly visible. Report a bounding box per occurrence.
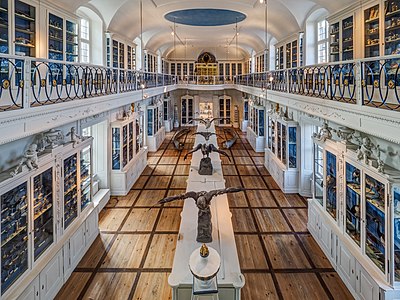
[181,95,194,126]
[219,96,231,126]
[63,153,78,229]
[33,167,54,261]
[0,0,8,54]
[66,20,78,62]
[247,103,265,152]
[48,12,78,62]
[111,112,148,195]
[14,0,36,57]
[309,132,400,297]
[265,111,299,193]
[1,180,29,295]
[0,135,95,297]
[48,13,63,61]
[363,0,400,58]
[163,96,173,132]
[313,143,324,206]
[111,115,136,171]
[241,98,249,132]
[328,14,353,62]
[147,99,166,152]
[80,145,92,211]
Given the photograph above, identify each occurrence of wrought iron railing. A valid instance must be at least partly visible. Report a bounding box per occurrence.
[0,53,176,112]
[361,55,400,110]
[236,60,357,104]
[2,53,400,113]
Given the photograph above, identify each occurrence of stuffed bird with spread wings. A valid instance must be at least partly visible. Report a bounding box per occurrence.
[183,143,231,161]
[189,117,230,129]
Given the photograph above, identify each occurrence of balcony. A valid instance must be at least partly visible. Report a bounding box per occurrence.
[0,53,400,144]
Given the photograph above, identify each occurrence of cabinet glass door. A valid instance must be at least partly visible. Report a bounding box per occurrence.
[48,13,63,61]
[33,168,54,260]
[394,186,400,282]
[325,151,337,220]
[14,0,36,57]
[66,20,78,62]
[345,162,361,246]
[313,144,323,206]
[258,109,264,137]
[267,117,272,150]
[365,174,386,273]
[64,154,78,229]
[112,40,118,68]
[286,43,291,69]
[364,5,380,58]
[188,98,193,123]
[147,108,154,136]
[1,182,28,294]
[281,124,286,164]
[181,99,187,125]
[277,122,282,159]
[0,0,8,54]
[330,22,340,62]
[135,119,140,153]
[122,125,128,168]
[128,122,134,161]
[112,127,120,170]
[244,101,248,121]
[271,120,276,154]
[288,127,297,168]
[80,146,91,211]
[342,16,354,61]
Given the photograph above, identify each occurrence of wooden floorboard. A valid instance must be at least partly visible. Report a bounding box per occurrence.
[56,128,353,300]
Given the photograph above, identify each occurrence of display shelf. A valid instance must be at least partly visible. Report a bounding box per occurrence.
[1,181,28,295]
[312,134,400,290]
[147,99,165,151]
[345,162,361,246]
[63,154,78,229]
[80,145,92,211]
[112,114,137,171]
[14,0,35,57]
[32,167,54,261]
[181,95,194,126]
[219,96,231,125]
[66,20,78,62]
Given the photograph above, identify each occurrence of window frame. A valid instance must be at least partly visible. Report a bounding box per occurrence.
[80,18,90,63]
[317,19,329,64]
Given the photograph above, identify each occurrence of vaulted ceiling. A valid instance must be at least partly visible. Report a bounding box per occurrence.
[51,0,358,59]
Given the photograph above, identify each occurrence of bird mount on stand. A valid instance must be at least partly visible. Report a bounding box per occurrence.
[155,187,245,243]
[184,143,231,175]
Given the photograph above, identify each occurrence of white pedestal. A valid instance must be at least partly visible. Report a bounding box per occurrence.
[168,123,244,300]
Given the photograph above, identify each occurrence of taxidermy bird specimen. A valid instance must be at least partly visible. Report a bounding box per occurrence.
[189,117,229,129]
[172,128,191,151]
[184,143,231,161]
[192,132,223,141]
[222,128,238,149]
[155,187,245,242]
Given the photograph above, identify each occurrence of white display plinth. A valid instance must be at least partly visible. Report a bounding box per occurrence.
[169,123,244,300]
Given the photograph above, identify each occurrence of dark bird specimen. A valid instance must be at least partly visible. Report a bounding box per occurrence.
[192,132,223,141]
[184,143,231,161]
[156,187,245,242]
[190,117,229,129]
[172,128,191,151]
[222,128,238,149]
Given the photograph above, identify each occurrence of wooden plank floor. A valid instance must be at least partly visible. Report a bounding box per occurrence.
[56,128,354,300]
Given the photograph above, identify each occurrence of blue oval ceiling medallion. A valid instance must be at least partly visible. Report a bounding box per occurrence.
[165,9,246,26]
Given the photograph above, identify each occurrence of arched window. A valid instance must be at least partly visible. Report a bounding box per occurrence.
[317,19,329,63]
[80,18,90,63]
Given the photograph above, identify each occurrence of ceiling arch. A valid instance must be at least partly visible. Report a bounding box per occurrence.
[49,0,356,57]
